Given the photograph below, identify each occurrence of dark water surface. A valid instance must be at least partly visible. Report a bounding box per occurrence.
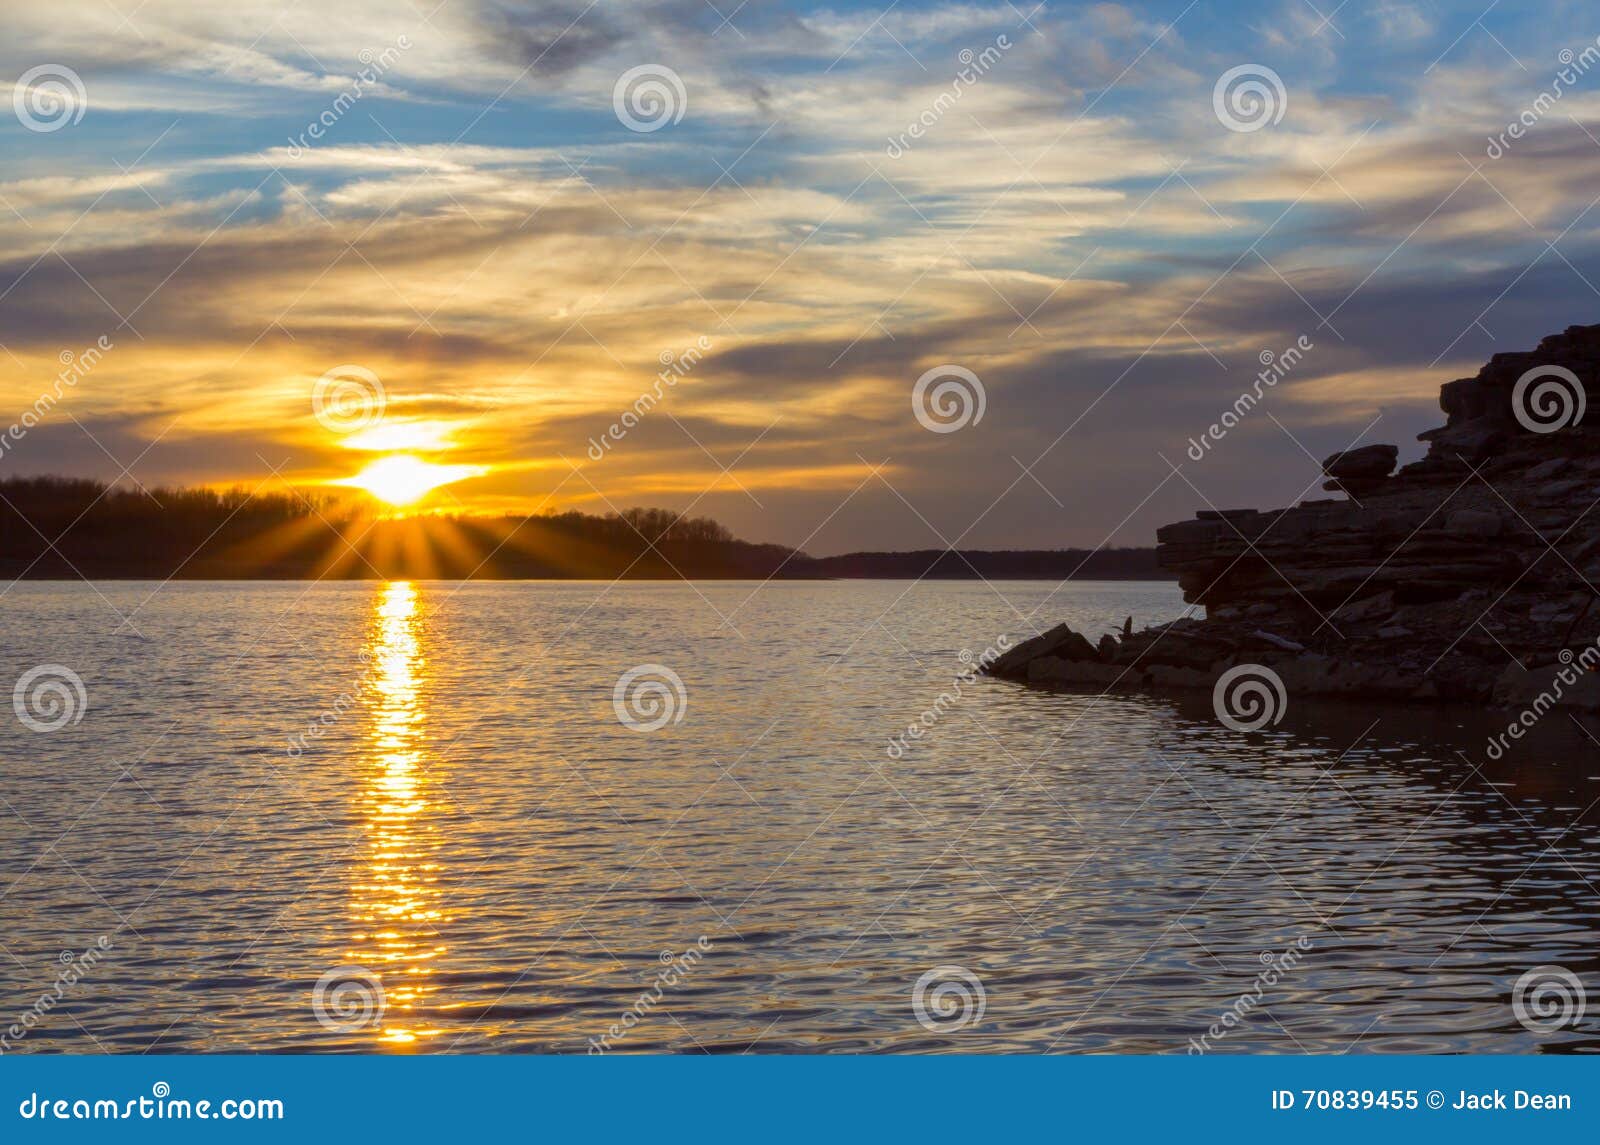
[1,579,1597,1053]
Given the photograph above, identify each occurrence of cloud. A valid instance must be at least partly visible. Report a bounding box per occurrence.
[4,1,1600,552]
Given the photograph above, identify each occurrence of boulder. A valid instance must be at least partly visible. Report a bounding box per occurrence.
[1027,657,1141,689]
[988,623,1098,679]
[1322,444,1398,480]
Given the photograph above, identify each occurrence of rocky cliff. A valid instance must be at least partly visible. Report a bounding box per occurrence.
[990,324,1600,711]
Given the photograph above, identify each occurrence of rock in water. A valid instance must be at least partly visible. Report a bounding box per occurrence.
[989,623,1098,679]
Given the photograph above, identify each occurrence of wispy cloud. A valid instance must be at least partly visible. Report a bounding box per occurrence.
[3,0,1600,552]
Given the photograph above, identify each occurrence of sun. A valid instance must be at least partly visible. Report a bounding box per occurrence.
[336,455,484,507]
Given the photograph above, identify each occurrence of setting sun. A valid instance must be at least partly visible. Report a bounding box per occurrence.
[336,455,484,507]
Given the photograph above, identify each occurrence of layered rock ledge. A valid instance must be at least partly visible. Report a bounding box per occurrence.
[991,324,1600,711]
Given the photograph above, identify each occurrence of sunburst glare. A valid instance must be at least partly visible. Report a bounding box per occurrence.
[337,455,485,507]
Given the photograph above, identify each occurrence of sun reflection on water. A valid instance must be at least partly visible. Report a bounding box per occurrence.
[351,581,449,1046]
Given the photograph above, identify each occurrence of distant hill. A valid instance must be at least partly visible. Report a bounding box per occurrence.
[809,548,1169,580]
[0,476,1169,581]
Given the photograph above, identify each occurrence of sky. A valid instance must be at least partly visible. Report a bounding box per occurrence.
[3,0,1600,554]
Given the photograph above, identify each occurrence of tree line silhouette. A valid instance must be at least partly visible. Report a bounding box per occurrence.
[0,475,1167,581]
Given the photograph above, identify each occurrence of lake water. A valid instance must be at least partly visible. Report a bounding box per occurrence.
[1,579,1597,1054]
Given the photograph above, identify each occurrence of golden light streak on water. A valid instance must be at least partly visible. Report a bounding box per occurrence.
[351,581,449,1046]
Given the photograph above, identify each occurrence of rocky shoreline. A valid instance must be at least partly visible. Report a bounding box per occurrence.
[989,324,1600,713]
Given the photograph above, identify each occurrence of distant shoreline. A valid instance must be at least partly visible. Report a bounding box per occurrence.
[805,549,1169,580]
[0,475,1174,583]
[0,561,1174,583]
